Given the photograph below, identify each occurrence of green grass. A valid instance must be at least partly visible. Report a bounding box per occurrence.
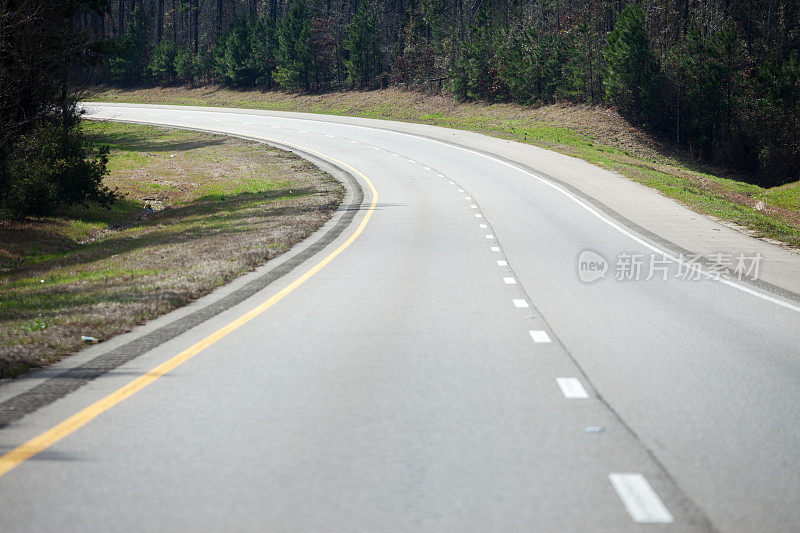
[760,181,800,210]
[86,85,800,248]
[0,121,343,378]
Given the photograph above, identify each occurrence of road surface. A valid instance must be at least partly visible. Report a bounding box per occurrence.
[1,104,799,532]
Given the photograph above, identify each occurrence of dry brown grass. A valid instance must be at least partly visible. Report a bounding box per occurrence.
[87,86,670,161]
[0,121,342,378]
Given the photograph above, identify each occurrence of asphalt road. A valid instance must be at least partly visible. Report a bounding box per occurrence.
[1,104,799,532]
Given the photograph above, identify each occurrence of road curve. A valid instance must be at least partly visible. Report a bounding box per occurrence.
[1,104,799,532]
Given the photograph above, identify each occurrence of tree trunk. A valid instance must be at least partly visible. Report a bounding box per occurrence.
[172,0,177,43]
[193,0,199,54]
[765,0,774,46]
[217,0,223,39]
[157,0,164,42]
[270,0,278,23]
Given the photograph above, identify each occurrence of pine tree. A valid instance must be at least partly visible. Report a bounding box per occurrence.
[750,49,800,184]
[344,3,381,89]
[276,0,312,91]
[250,17,278,88]
[148,40,178,84]
[451,9,506,102]
[392,11,436,88]
[310,16,340,91]
[603,2,659,122]
[109,6,151,85]
[174,48,199,84]
[672,20,746,162]
[218,16,258,86]
[565,21,603,103]
[496,27,568,104]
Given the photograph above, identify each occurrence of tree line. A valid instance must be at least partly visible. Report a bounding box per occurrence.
[2,1,798,217]
[89,0,800,186]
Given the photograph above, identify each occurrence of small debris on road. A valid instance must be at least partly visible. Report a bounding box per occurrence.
[584,426,606,434]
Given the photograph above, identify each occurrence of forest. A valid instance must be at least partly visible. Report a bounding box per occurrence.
[1,0,799,216]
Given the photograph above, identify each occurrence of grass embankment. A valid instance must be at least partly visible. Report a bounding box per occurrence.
[89,85,800,249]
[0,121,343,378]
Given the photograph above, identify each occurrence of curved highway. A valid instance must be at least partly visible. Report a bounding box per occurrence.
[1,104,799,531]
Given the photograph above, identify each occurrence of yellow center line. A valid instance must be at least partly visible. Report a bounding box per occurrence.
[0,139,378,479]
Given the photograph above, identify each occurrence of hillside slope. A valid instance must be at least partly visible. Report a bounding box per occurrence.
[89,86,800,250]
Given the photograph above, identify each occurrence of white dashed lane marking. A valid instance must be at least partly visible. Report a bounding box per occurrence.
[528,330,551,343]
[475,214,483,218]
[457,188,465,192]
[513,299,529,308]
[480,224,488,229]
[485,234,495,239]
[497,260,508,266]
[470,204,478,209]
[464,196,471,200]
[503,277,517,285]
[608,473,674,523]
[491,246,500,252]
[556,378,588,399]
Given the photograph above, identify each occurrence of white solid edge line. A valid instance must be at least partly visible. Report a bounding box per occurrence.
[556,377,588,399]
[503,277,516,285]
[608,473,674,523]
[407,135,800,314]
[310,109,799,314]
[93,106,796,312]
[529,330,551,343]
[513,299,529,308]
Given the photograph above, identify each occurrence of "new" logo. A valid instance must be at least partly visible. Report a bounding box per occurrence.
[578,250,608,283]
